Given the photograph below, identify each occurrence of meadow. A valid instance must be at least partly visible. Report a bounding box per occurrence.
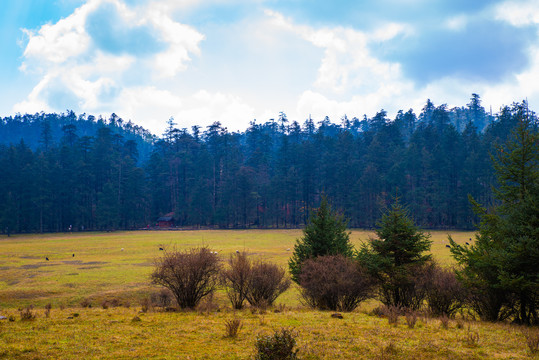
[1,230,536,359]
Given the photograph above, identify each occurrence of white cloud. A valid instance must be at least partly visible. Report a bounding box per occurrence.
[115,87,255,134]
[494,0,539,27]
[265,10,417,119]
[15,0,205,134]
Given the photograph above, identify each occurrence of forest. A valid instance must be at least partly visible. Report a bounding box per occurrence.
[0,94,536,233]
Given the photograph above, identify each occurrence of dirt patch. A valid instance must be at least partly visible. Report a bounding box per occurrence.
[0,289,56,301]
[20,263,59,269]
[133,262,153,267]
[78,266,102,270]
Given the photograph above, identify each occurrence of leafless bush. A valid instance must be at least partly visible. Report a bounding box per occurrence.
[221,251,251,309]
[80,298,92,308]
[20,306,35,321]
[151,288,173,309]
[384,306,400,326]
[299,255,376,312]
[245,261,290,308]
[151,247,221,309]
[463,328,480,347]
[375,341,399,360]
[197,293,220,314]
[44,303,52,318]
[420,263,466,317]
[224,318,243,338]
[405,310,417,329]
[440,314,450,329]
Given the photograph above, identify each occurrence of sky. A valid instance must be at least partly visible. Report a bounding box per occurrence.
[1,0,539,136]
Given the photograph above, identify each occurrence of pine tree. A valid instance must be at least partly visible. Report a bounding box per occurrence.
[359,199,432,309]
[288,196,354,283]
[451,104,538,324]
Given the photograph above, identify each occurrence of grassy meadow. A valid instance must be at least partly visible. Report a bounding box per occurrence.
[1,230,536,359]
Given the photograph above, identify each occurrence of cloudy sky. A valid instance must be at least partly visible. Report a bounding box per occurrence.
[1,0,539,135]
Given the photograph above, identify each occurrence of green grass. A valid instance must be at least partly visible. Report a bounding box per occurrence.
[6,229,531,360]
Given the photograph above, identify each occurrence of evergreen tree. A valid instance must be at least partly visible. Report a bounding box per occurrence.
[288,196,354,283]
[359,199,432,309]
[451,106,538,324]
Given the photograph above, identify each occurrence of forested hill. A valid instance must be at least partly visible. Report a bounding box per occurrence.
[1,95,536,233]
[0,111,156,163]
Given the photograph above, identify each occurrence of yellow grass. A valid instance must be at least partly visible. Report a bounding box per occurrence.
[0,230,474,308]
[5,230,532,360]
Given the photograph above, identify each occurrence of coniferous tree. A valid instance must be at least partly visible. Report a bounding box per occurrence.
[451,106,538,324]
[359,199,432,309]
[288,196,354,283]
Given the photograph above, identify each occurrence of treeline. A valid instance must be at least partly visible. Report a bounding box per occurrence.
[0,95,534,233]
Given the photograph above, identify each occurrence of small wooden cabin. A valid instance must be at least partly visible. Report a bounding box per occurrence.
[156,213,175,228]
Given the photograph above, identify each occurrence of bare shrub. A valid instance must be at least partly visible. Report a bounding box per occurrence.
[20,306,35,321]
[246,261,290,308]
[151,289,173,309]
[224,318,243,338]
[375,341,399,360]
[140,297,152,313]
[522,327,539,354]
[221,251,251,309]
[298,255,375,312]
[385,306,400,326]
[463,328,480,347]
[440,314,450,329]
[370,305,386,318]
[420,263,466,317]
[405,310,417,329]
[151,247,221,309]
[44,303,52,318]
[197,293,220,314]
[254,328,298,360]
[80,298,92,308]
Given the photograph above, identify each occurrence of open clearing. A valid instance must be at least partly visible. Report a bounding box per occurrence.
[2,230,535,359]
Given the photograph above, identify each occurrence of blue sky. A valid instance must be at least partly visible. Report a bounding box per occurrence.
[1,0,539,135]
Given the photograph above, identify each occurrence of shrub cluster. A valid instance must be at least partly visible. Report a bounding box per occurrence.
[298,255,375,312]
[221,251,290,309]
[152,248,290,310]
[254,328,298,360]
[151,247,221,309]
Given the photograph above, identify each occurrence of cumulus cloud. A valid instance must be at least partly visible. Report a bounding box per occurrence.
[16,0,206,133]
[12,0,539,135]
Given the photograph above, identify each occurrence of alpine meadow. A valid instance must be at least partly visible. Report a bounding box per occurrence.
[2,1,539,358]
[1,96,538,359]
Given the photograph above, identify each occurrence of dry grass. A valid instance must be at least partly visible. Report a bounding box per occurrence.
[4,229,523,359]
[0,307,533,359]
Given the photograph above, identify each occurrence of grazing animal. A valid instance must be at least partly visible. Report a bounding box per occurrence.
[286,248,290,251]
[445,245,451,248]
[121,248,124,251]
[465,242,470,246]
[72,254,75,257]
[46,257,49,261]
[235,250,239,253]
[159,247,164,251]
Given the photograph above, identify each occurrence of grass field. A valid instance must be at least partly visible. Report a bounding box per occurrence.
[2,230,536,359]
